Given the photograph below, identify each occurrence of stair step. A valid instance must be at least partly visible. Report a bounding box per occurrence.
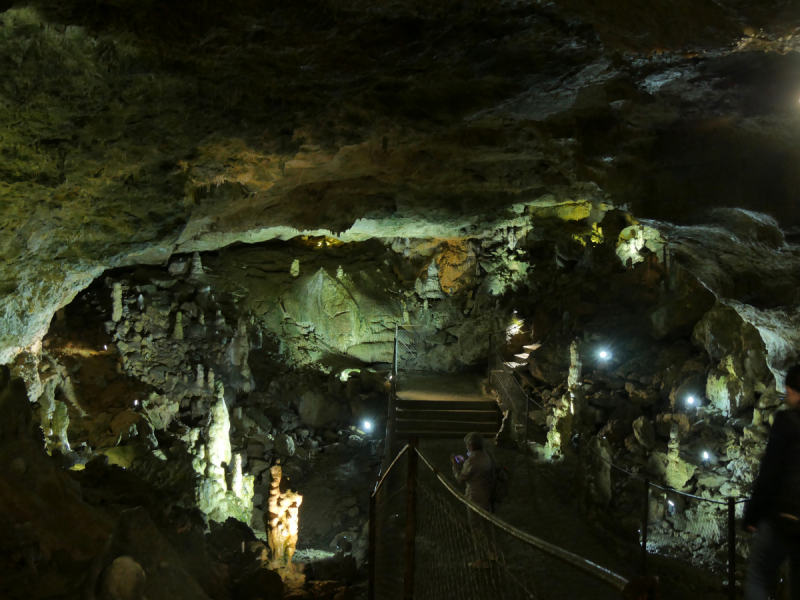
[396,399,497,412]
[523,343,542,351]
[394,429,500,438]
[395,408,502,422]
[504,362,525,369]
[513,353,530,360]
[395,419,501,433]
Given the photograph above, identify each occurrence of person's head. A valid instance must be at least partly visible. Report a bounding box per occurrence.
[786,365,800,408]
[464,432,484,452]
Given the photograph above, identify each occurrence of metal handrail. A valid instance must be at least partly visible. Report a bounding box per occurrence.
[373,444,409,496]
[413,447,635,594]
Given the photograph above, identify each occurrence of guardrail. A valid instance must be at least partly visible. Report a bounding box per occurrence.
[488,336,543,450]
[369,441,659,600]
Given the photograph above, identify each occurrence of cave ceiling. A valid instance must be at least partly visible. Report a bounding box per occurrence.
[2,0,800,362]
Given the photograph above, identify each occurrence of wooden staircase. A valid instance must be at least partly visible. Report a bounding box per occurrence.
[393,373,503,438]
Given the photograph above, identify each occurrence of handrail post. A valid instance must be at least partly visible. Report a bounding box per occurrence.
[368,492,376,600]
[524,394,530,456]
[728,497,736,600]
[642,478,649,575]
[403,438,419,600]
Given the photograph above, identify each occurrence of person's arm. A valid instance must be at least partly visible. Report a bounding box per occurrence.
[744,412,792,530]
[454,456,474,483]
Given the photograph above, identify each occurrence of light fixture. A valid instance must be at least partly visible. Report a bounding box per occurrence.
[668,500,674,507]
[703,451,709,460]
[512,310,517,314]
[104,345,108,350]
[363,421,372,431]
[133,400,139,406]
[599,350,610,360]
[687,396,695,405]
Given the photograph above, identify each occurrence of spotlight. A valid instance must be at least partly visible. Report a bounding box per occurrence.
[599,350,610,360]
[104,345,108,350]
[703,451,709,460]
[133,400,139,406]
[687,396,695,405]
[363,421,372,431]
[668,500,674,507]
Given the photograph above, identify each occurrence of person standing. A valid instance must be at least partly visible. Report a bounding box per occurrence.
[744,364,800,599]
[452,431,497,569]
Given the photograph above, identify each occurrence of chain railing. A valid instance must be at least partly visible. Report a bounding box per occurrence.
[491,334,752,599]
[581,440,749,600]
[369,440,658,600]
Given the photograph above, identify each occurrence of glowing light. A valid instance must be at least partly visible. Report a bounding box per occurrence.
[687,396,695,405]
[512,310,517,314]
[104,345,108,350]
[599,350,610,360]
[317,242,322,247]
[703,451,709,460]
[668,500,674,507]
[388,375,393,380]
[133,400,139,406]
[363,421,372,431]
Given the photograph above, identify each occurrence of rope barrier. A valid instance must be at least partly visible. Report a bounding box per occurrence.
[587,443,750,505]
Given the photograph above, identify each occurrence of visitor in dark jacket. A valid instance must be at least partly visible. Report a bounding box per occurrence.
[744,364,800,600]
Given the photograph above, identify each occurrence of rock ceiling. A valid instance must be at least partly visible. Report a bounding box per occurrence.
[2,0,800,362]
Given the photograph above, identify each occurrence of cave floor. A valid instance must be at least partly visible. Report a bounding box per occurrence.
[414,438,736,600]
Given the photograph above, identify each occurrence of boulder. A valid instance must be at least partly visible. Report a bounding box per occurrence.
[298,392,341,428]
[275,434,295,457]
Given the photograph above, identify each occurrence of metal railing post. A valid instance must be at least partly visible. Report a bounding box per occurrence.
[403,438,419,600]
[728,498,736,600]
[642,478,650,575]
[368,492,376,600]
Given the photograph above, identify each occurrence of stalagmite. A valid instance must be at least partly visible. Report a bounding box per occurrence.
[336,265,344,279]
[568,340,582,391]
[190,252,204,278]
[266,464,303,571]
[196,364,205,388]
[205,382,232,487]
[215,310,226,329]
[173,311,183,340]
[112,283,123,322]
[137,294,144,311]
[207,368,215,390]
[290,259,300,277]
[231,453,244,498]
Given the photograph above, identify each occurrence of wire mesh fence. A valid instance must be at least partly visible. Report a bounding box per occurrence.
[370,441,648,600]
[373,448,408,600]
[413,469,535,600]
